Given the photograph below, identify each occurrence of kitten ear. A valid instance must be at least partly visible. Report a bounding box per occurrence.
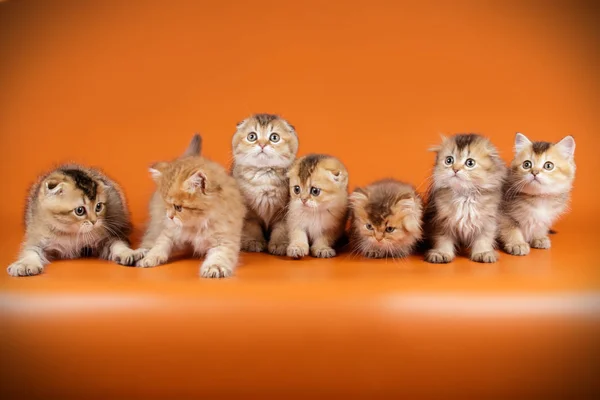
[44,179,64,196]
[349,188,368,207]
[428,134,448,152]
[403,214,422,235]
[149,162,168,182]
[183,170,207,194]
[514,132,532,154]
[236,118,248,129]
[555,135,575,159]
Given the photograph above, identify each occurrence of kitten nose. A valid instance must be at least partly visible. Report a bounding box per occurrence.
[301,198,308,204]
[531,170,539,176]
[258,142,267,149]
[453,168,460,173]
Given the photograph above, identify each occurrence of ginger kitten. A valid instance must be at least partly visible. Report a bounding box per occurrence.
[424,134,506,263]
[286,154,348,259]
[349,179,423,259]
[499,133,576,255]
[137,135,246,278]
[231,113,299,255]
[7,164,138,276]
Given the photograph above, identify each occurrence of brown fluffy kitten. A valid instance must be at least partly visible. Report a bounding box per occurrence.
[499,133,576,255]
[286,154,348,259]
[349,179,423,259]
[7,164,138,276]
[231,114,299,255]
[424,134,507,263]
[137,135,246,278]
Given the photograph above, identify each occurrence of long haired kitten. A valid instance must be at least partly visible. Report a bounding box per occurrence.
[286,154,348,259]
[499,133,575,255]
[349,179,423,259]
[424,134,506,263]
[232,113,299,255]
[137,135,246,278]
[7,164,138,276]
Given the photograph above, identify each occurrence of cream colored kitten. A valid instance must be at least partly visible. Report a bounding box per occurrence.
[286,154,349,259]
[137,135,246,278]
[231,114,299,255]
[499,133,575,255]
[424,134,507,263]
[7,164,139,276]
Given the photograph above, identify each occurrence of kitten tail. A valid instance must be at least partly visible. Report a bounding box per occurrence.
[183,134,203,157]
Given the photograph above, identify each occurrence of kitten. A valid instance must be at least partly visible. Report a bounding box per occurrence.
[349,179,423,259]
[137,135,246,278]
[424,134,506,263]
[7,164,138,276]
[231,114,299,255]
[286,154,349,259]
[499,133,575,255]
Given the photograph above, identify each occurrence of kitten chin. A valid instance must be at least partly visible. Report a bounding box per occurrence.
[499,133,575,256]
[7,164,139,277]
[231,113,299,256]
[349,179,423,259]
[137,135,246,278]
[424,133,507,264]
[286,154,349,259]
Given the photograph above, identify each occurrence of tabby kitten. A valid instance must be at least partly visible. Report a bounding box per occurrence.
[499,133,575,255]
[349,179,423,259]
[286,154,348,259]
[424,134,506,263]
[7,164,138,276]
[137,135,246,278]
[232,113,299,255]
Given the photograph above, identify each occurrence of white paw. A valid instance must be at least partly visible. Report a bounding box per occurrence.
[287,243,309,259]
[471,250,498,263]
[7,260,44,277]
[200,263,233,279]
[311,246,336,258]
[136,252,167,268]
[505,242,530,256]
[531,237,551,249]
[113,248,147,266]
[425,250,454,264]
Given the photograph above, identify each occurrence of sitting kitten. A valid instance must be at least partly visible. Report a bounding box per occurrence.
[231,114,299,255]
[349,179,423,259]
[286,154,349,259]
[137,135,246,278]
[424,134,506,263]
[499,133,576,255]
[7,164,139,276]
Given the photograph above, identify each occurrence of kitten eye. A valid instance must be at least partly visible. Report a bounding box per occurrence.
[444,156,454,165]
[269,133,280,143]
[365,224,374,230]
[310,187,321,196]
[385,226,395,233]
[293,185,301,195]
[543,161,554,171]
[95,202,104,213]
[465,158,476,168]
[174,205,183,212]
[74,206,86,216]
[247,132,258,142]
[522,160,532,169]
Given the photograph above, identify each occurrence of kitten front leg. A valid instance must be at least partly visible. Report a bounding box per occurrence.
[470,232,499,263]
[137,233,173,268]
[287,228,309,259]
[268,219,289,256]
[500,225,530,256]
[241,216,267,253]
[530,226,551,249]
[200,242,239,278]
[7,245,47,277]
[103,240,146,267]
[425,233,455,264]
[310,235,336,258]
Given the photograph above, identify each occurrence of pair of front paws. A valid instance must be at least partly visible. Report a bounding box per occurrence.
[286,243,336,259]
[241,238,288,256]
[135,249,233,278]
[504,237,551,256]
[425,249,499,264]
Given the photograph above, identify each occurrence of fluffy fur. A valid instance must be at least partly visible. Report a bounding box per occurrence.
[499,133,576,255]
[424,134,507,263]
[349,179,423,259]
[7,164,138,276]
[286,154,349,259]
[137,135,246,278]
[231,113,299,255]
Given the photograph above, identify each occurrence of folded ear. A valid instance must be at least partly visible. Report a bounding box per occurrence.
[149,162,169,182]
[555,135,575,159]
[44,179,64,196]
[403,214,422,235]
[349,188,368,207]
[236,118,248,129]
[183,170,207,194]
[515,132,532,154]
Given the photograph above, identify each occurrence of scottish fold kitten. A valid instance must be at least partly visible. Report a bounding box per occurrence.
[232,114,299,255]
[286,154,348,259]
[499,133,576,255]
[349,179,423,259]
[137,135,246,278]
[7,164,138,276]
[424,134,506,263]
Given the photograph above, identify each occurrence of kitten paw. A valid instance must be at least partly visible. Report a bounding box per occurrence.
[531,237,551,249]
[242,239,266,253]
[200,263,233,279]
[268,240,288,256]
[311,246,336,258]
[287,243,309,259]
[471,250,498,263]
[425,250,454,264]
[365,250,386,259]
[113,248,147,267]
[504,242,530,256]
[7,260,44,277]
[136,253,167,268]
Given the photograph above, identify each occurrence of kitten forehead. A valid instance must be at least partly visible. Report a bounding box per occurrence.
[296,154,329,182]
[59,168,98,200]
[531,141,552,155]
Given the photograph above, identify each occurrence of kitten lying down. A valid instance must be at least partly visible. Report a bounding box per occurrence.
[7,164,139,276]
